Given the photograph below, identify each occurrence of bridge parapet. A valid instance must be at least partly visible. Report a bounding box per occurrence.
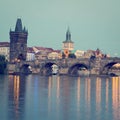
[40,58,90,67]
[7,57,120,75]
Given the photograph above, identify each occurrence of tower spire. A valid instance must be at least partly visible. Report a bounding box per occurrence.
[66,27,71,41]
[15,18,23,32]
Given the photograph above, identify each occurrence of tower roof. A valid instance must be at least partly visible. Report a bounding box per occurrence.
[13,18,28,33]
[66,27,71,36]
[15,18,23,32]
[66,27,71,41]
[63,27,73,43]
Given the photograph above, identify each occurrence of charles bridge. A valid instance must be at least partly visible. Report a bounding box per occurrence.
[6,18,120,76]
[8,57,120,76]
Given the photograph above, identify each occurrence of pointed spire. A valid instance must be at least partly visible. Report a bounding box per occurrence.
[23,26,26,32]
[67,26,70,34]
[26,29,28,33]
[15,18,23,32]
[66,27,71,41]
[10,28,12,32]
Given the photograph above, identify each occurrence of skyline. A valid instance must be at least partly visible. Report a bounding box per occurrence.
[0,0,120,57]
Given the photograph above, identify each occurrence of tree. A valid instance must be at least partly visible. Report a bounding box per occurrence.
[0,55,7,74]
[62,52,66,59]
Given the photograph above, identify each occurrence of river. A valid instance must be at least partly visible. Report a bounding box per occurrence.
[0,74,120,120]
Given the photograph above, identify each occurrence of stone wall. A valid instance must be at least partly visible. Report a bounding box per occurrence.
[7,63,16,74]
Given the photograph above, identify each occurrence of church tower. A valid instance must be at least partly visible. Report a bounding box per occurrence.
[63,27,74,52]
[9,18,28,62]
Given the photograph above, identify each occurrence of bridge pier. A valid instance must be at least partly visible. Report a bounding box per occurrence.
[59,67,68,75]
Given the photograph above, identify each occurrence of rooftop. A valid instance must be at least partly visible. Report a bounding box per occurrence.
[0,42,10,47]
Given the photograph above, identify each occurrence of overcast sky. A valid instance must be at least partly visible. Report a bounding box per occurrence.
[0,0,120,56]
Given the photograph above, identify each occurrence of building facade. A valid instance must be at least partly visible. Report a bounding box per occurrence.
[27,47,35,61]
[48,50,61,59]
[33,47,53,60]
[9,18,28,62]
[75,50,85,58]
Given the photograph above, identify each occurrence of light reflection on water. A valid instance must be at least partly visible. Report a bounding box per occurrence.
[0,75,120,120]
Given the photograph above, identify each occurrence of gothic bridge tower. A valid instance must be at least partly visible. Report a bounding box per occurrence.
[9,18,28,62]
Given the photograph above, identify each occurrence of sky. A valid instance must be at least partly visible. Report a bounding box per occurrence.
[0,0,120,57]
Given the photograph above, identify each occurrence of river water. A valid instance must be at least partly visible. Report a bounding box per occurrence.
[0,75,120,120]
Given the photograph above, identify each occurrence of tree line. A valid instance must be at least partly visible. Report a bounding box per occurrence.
[0,55,7,74]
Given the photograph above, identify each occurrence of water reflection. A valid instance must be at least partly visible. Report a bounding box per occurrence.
[8,75,26,120]
[0,75,9,120]
[13,76,20,109]
[0,75,120,120]
[112,77,120,119]
[46,76,120,120]
[77,77,80,107]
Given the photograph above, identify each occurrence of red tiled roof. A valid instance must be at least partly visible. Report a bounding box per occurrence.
[0,42,10,47]
[34,46,53,51]
[53,50,61,53]
[27,47,34,53]
[34,47,46,50]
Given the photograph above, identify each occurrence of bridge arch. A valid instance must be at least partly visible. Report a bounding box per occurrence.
[102,62,120,75]
[104,62,117,69]
[68,63,89,76]
[20,64,32,74]
[40,62,59,75]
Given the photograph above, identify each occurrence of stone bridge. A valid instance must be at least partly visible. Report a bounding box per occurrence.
[9,57,120,76]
